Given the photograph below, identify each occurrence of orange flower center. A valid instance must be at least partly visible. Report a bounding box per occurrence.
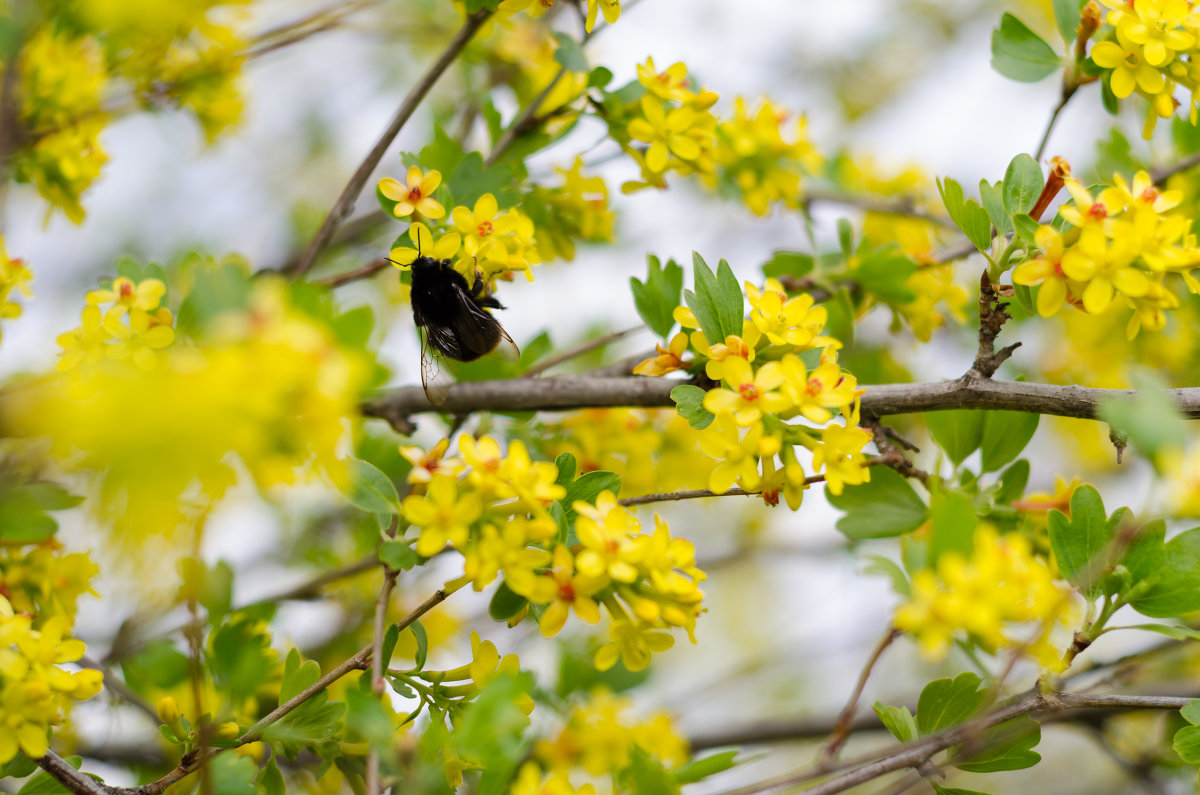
[1140,187,1158,203]
[558,582,576,602]
[738,383,760,402]
[805,378,823,397]
[477,221,493,237]
[1053,261,1067,278]
[1087,203,1107,221]
[407,187,425,201]
[119,282,135,299]
[762,488,779,506]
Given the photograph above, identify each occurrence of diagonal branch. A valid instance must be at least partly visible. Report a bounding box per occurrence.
[285,9,493,279]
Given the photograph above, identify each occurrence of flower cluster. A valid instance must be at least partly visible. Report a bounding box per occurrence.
[526,158,615,262]
[56,276,176,372]
[0,544,99,625]
[894,525,1076,670]
[11,277,370,544]
[636,278,871,508]
[0,597,104,765]
[1089,0,1200,137]
[382,172,544,288]
[399,437,705,671]
[1012,168,1200,337]
[525,691,689,792]
[0,239,32,345]
[713,96,824,215]
[5,1,249,221]
[488,15,590,121]
[540,409,713,496]
[619,59,719,192]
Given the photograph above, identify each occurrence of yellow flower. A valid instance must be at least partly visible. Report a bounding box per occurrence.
[628,96,705,173]
[811,402,871,496]
[1012,226,1075,317]
[779,348,859,424]
[633,332,691,376]
[702,356,789,427]
[745,279,832,349]
[530,545,604,636]
[637,57,689,102]
[389,222,462,267]
[697,413,778,494]
[584,0,620,32]
[1091,34,1166,98]
[379,167,445,219]
[86,276,165,311]
[400,439,466,484]
[594,619,673,672]
[402,474,483,557]
[574,491,640,583]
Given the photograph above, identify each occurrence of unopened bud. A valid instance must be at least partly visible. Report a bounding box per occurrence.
[157,696,180,725]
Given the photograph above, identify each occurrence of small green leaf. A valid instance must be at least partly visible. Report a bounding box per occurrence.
[408,620,428,671]
[280,650,321,704]
[864,555,910,598]
[1174,725,1200,764]
[714,258,745,340]
[937,178,993,252]
[996,459,1030,504]
[979,179,1013,236]
[551,32,589,71]
[929,490,977,564]
[1013,282,1035,315]
[917,672,985,736]
[684,253,742,345]
[762,250,815,279]
[991,12,1062,83]
[1116,624,1200,641]
[1052,0,1083,44]
[671,384,715,430]
[554,452,577,486]
[853,247,917,304]
[927,409,985,466]
[258,756,286,795]
[954,716,1041,772]
[873,702,918,742]
[342,458,401,515]
[1047,485,1112,597]
[979,411,1039,472]
[672,750,741,784]
[1012,212,1040,245]
[630,255,684,338]
[380,624,399,669]
[827,468,928,540]
[1002,154,1044,217]
[1181,699,1200,725]
[562,470,621,512]
[379,540,418,570]
[1127,526,1200,617]
[489,580,528,621]
[587,66,613,88]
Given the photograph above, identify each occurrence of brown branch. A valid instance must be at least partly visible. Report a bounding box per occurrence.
[801,188,952,228]
[316,256,392,287]
[37,752,118,795]
[966,270,1020,379]
[286,9,493,278]
[520,326,644,379]
[716,690,1194,795]
[361,374,1200,433]
[619,487,753,506]
[819,627,901,764]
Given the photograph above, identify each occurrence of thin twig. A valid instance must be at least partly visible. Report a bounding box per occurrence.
[819,627,901,764]
[365,565,399,795]
[316,257,392,287]
[1034,84,1077,161]
[802,188,952,227]
[286,9,493,278]
[521,325,644,378]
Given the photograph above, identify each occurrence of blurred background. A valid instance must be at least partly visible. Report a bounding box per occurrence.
[4,0,1191,792]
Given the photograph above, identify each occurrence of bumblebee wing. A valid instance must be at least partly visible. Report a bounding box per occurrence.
[492,325,520,362]
[447,285,506,361]
[420,332,454,406]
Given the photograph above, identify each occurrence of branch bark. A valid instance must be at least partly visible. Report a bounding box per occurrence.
[362,374,1200,432]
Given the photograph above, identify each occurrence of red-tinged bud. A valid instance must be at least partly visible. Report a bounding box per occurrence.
[1076,3,1103,60]
[1030,158,1071,221]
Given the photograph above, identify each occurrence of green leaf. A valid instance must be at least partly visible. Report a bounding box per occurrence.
[258,756,286,795]
[1174,725,1200,764]
[991,12,1062,83]
[916,672,985,736]
[929,490,977,564]
[552,32,589,71]
[996,459,1031,505]
[280,650,321,704]
[489,580,528,621]
[1002,154,1044,217]
[587,66,613,88]
[342,458,401,515]
[455,674,533,795]
[979,179,1013,236]
[979,411,1039,472]
[1012,212,1040,245]
[864,554,911,598]
[210,615,278,705]
[827,467,928,540]
[379,540,418,570]
[937,178,993,252]
[345,687,395,748]
[179,558,233,623]
[1013,282,1035,315]
[672,750,741,784]
[1127,526,1200,617]
[626,747,677,795]
[671,384,715,430]
[873,702,918,742]
[1047,485,1113,597]
[630,255,684,338]
[409,620,428,671]
[1097,370,1188,460]
[561,470,621,516]
[954,715,1041,772]
[416,126,466,175]
[683,253,743,346]
[447,152,518,209]
[554,452,577,486]
[557,643,649,697]
[1116,623,1200,641]
[176,259,253,337]
[0,753,38,780]
[853,247,917,304]
[1122,518,1165,586]
[762,250,815,279]
[380,624,399,670]
[927,409,985,466]
[1052,0,1083,44]
[1181,699,1200,725]
[121,639,191,690]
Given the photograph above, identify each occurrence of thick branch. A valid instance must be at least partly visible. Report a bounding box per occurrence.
[285,10,492,278]
[361,375,1200,431]
[37,752,118,795]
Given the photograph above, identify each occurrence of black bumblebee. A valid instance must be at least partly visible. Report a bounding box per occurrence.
[407,254,518,404]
